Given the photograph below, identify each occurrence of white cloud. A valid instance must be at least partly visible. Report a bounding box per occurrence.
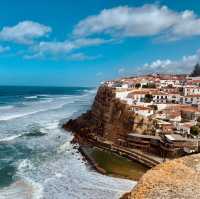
[73,4,200,40]
[0,21,51,44]
[137,50,200,74]
[69,53,101,61]
[26,38,107,59]
[118,67,125,74]
[0,45,10,53]
[172,10,200,38]
[33,41,75,54]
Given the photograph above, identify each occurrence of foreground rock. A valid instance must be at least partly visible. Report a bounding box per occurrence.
[128,153,200,199]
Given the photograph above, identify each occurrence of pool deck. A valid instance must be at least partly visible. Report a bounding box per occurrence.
[85,137,166,168]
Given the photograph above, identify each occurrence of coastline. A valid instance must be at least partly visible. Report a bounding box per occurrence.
[61,81,200,198]
[68,132,142,199]
[70,132,148,181]
[64,126,149,199]
[61,85,159,198]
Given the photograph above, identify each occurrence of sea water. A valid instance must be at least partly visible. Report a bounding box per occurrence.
[0,86,135,199]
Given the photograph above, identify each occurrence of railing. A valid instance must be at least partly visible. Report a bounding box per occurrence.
[88,136,161,167]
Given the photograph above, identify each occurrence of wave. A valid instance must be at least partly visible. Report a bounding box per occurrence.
[0,102,68,121]
[45,121,59,130]
[37,95,51,97]
[16,160,43,199]
[24,96,38,99]
[18,159,34,171]
[0,111,42,121]
[0,105,14,110]
[22,131,46,137]
[84,88,97,94]
[0,134,23,142]
[57,141,73,153]
[24,178,43,199]
[0,179,43,199]
[0,128,47,143]
[25,95,53,100]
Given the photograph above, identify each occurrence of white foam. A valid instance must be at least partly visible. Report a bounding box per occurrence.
[0,105,14,110]
[55,173,63,178]
[0,100,71,121]
[45,121,59,130]
[0,134,22,142]
[0,179,43,199]
[18,159,34,171]
[25,96,38,99]
[0,111,45,121]
[58,141,73,153]
[22,178,43,199]
[0,89,136,199]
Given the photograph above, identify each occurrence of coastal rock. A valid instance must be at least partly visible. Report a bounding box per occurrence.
[63,85,154,143]
[128,153,200,199]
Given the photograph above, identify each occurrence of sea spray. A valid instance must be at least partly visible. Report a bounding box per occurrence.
[0,86,135,199]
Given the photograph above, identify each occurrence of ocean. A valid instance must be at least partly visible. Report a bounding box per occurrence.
[0,86,135,199]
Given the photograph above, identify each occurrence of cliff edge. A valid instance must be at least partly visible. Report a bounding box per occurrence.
[128,153,200,199]
[64,85,155,144]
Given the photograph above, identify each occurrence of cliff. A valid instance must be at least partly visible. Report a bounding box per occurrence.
[64,85,155,143]
[127,153,200,199]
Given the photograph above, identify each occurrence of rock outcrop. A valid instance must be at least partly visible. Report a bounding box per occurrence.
[64,85,155,143]
[128,153,200,199]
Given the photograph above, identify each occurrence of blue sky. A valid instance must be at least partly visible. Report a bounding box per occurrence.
[0,0,200,86]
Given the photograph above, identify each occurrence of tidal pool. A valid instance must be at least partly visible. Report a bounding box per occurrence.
[84,146,148,181]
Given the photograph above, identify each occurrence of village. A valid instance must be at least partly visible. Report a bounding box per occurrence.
[104,73,200,159]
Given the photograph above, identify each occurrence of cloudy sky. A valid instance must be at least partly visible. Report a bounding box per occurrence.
[0,0,200,86]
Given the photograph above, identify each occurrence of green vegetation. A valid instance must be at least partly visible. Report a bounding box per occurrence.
[190,125,200,136]
[197,116,200,123]
[144,94,153,103]
[135,83,141,88]
[190,63,200,77]
[149,105,158,111]
[142,83,156,88]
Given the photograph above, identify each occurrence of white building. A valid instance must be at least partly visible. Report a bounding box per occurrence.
[183,86,200,96]
[131,106,154,117]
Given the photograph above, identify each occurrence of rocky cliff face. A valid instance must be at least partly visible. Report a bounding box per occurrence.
[64,85,155,143]
[128,153,200,199]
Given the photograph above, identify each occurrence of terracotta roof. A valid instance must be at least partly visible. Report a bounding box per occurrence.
[186,95,200,97]
[180,106,199,113]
